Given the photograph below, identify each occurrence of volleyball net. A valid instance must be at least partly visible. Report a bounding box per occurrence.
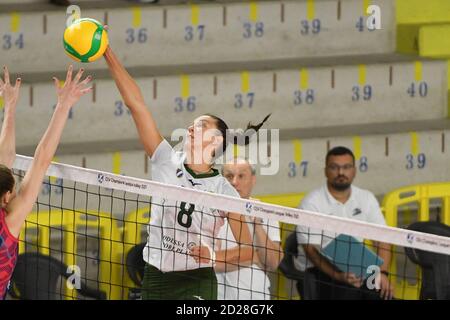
[6,155,450,300]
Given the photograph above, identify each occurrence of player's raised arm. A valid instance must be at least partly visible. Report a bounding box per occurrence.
[221,212,254,262]
[0,66,21,168]
[5,66,92,238]
[190,212,255,268]
[103,46,162,158]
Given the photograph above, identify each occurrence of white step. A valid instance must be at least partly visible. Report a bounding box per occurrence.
[0,0,396,73]
[3,60,446,150]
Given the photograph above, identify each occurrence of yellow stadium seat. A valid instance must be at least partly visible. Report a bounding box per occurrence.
[20,210,123,300]
[120,207,151,298]
[382,182,450,299]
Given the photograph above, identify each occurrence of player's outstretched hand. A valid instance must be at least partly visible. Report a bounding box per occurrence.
[53,65,92,109]
[0,66,21,110]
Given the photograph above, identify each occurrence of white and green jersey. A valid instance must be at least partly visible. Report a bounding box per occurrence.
[143,139,240,272]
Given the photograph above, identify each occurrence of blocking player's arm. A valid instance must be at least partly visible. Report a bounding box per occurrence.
[5,66,91,238]
[215,212,255,267]
[253,221,283,272]
[189,213,255,268]
[214,222,283,273]
[0,66,21,168]
[214,247,259,273]
[103,46,162,157]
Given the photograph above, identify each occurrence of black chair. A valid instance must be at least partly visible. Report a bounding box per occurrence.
[9,252,106,300]
[404,221,450,300]
[279,232,304,279]
[125,242,146,299]
[278,232,308,298]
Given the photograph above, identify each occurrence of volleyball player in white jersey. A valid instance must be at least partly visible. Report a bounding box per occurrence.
[104,46,270,300]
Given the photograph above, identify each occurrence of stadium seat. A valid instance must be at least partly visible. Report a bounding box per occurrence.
[404,221,450,300]
[278,232,305,297]
[9,252,107,300]
[18,209,124,299]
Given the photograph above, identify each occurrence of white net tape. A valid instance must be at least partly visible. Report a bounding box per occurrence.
[13,154,450,256]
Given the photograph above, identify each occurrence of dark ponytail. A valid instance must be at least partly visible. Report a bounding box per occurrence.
[206,113,271,157]
[0,164,15,199]
[233,113,271,146]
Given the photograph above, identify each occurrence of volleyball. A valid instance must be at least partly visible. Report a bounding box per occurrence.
[63,18,108,63]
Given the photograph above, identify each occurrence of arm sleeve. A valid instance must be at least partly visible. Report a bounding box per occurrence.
[149,139,175,166]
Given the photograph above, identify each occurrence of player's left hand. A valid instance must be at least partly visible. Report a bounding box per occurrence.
[0,66,21,110]
[53,65,92,109]
[189,245,211,264]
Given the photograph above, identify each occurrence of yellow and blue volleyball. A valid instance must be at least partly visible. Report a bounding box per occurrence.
[63,18,108,63]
